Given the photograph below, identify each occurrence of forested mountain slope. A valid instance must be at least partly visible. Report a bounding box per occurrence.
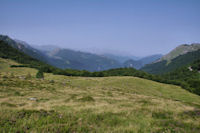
[141,49,200,74]
[163,59,200,95]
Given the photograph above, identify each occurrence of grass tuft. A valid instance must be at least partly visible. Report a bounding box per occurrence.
[78,96,95,102]
[1,102,17,107]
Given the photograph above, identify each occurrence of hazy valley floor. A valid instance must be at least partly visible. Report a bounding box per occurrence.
[0,58,200,132]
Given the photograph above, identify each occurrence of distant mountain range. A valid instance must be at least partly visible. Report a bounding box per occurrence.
[0,35,162,71]
[0,35,122,71]
[141,43,200,74]
[122,54,162,69]
[101,53,141,63]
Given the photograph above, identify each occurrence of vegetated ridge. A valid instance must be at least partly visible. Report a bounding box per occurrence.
[141,43,200,74]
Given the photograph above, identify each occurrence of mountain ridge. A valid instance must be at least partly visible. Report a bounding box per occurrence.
[0,35,162,70]
[141,49,200,74]
[0,35,122,71]
[160,43,200,62]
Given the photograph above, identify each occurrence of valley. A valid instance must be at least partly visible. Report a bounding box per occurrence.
[1,1,200,132]
[0,35,162,71]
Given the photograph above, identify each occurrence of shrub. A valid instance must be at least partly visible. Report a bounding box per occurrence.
[36,70,44,79]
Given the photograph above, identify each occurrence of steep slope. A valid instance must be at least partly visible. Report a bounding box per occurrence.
[0,35,49,63]
[161,43,200,61]
[0,58,200,132]
[0,40,56,72]
[141,44,200,74]
[0,35,70,71]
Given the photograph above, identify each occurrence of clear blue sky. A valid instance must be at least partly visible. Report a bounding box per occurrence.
[1,0,200,56]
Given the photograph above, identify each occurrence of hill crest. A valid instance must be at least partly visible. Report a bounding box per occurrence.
[161,43,200,61]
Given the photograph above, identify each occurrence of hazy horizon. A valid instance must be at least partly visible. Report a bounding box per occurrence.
[1,0,200,56]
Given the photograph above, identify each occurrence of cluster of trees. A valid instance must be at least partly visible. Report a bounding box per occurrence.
[36,70,44,79]
[1,40,200,95]
[163,60,200,95]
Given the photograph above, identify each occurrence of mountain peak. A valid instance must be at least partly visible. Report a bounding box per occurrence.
[161,43,200,61]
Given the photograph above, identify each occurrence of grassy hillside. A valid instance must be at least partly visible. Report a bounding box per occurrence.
[0,58,200,132]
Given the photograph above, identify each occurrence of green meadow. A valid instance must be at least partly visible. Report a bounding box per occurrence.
[0,58,200,133]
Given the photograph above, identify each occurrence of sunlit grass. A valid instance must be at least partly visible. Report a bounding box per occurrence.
[0,58,200,132]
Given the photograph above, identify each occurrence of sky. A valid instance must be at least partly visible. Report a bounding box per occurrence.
[0,0,200,57]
